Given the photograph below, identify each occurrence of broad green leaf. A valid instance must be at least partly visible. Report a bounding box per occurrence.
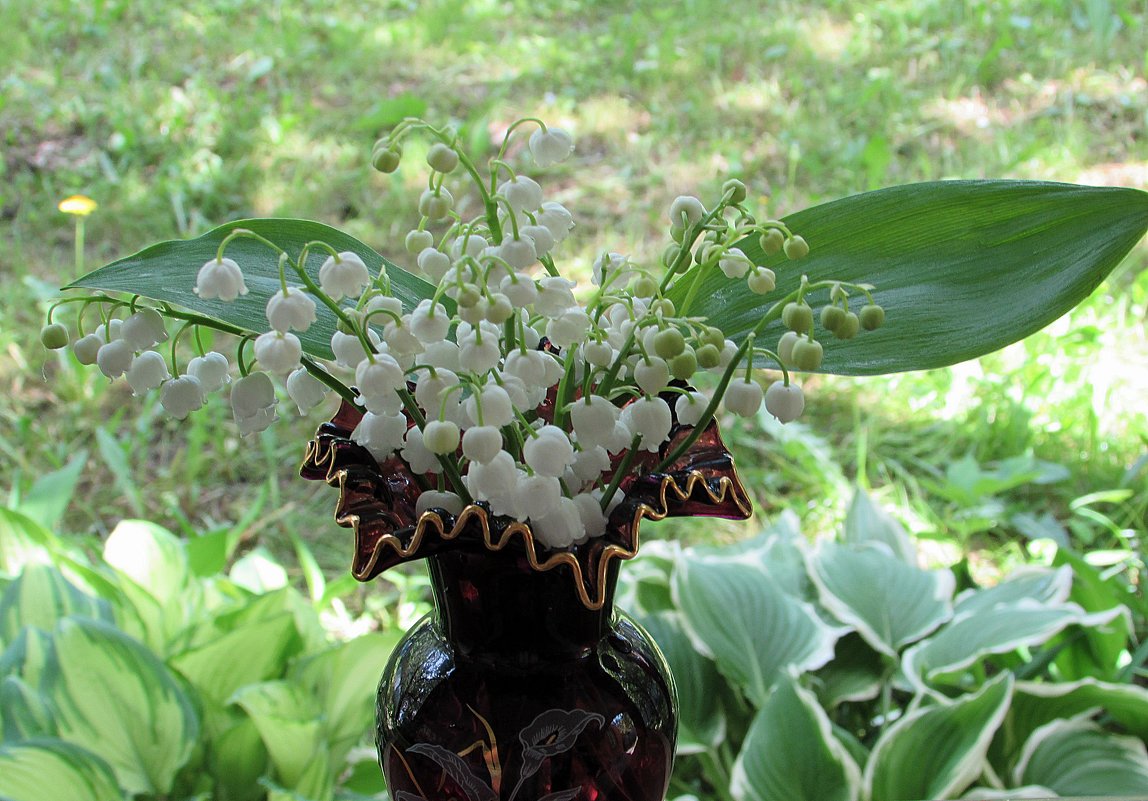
[0,739,124,801]
[992,678,1148,771]
[808,542,953,656]
[209,718,270,801]
[291,631,399,766]
[958,787,1055,800]
[730,672,861,801]
[672,551,838,706]
[46,618,199,795]
[230,547,289,594]
[0,627,55,687]
[1,676,56,740]
[902,602,1123,690]
[1051,548,1134,681]
[231,680,325,788]
[811,632,886,708]
[102,520,190,605]
[865,673,1013,801]
[669,181,1148,374]
[0,564,112,642]
[68,219,437,360]
[841,490,916,564]
[637,612,727,754]
[953,566,1072,616]
[0,508,58,577]
[10,454,87,533]
[169,612,301,707]
[1014,717,1148,796]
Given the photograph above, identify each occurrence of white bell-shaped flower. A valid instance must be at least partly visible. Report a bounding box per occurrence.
[318,251,370,301]
[572,492,607,539]
[725,378,763,417]
[605,419,634,455]
[462,425,503,464]
[125,350,170,395]
[592,252,633,287]
[634,357,670,395]
[536,201,575,243]
[188,352,231,393]
[383,317,423,358]
[532,496,581,549]
[497,175,543,214]
[621,396,672,452]
[520,224,555,258]
[499,235,537,270]
[266,287,317,333]
[500,273,538,307]
[674,391,708,427]
[450,233,489,260]
[73,333,103,365]
[570,396,619,449]
[498,373,530,411]
[466,450,516,499]
[765,381,805,423]
[405,229,434,254]
[515,474,562,521]
[523,425,575,477]
[286,367,328,414]
[96,339,134,379]
[591,485,626,516]
[401,425,442,474]
[355,354,405,415]
[719,248,753,279]
[504,349,547,387]
[415,490,464,518]
[583,340,614,368]
[352,411,407,462]
[331,328,382,369]
[421,340,461,371]
[534,276,577,319]
[417,247,451,283]
[409,299,450,344]
[254,331,302,374]
[528,127,574,167]
[545,309,591,349]
[571,445,611,482]
[465,384,513,428]
[161,374,206,420]
[414,368,460,416]
[458,328,501,374]
[121,308,168,350]
[195,257,248,301]
[231,372,278,435]
[423,420,460,454]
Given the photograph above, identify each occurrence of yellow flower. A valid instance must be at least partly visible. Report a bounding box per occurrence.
[58,195,98,216]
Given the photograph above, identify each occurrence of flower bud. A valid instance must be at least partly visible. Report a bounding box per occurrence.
[528,127,575,167]
[426,143,459,173]
[791,338,824,371]
[782,302,814,334]
[405,229,434,254]
[835,312,860,340]
[747,266,776,294]
[423,420,461,455]
[653,328,686,359]
[371,145,402,173]
[778,331,800,365]
[820,305,847,334]
[722,178,748,204]
[418,187,454,221]
[41,323,69,350]
[669,348,698,380]
[759,228,784,255]
[696,343,721,369]
[860,304,885,330]
[73,333,102,364]
[784,235,809,260]
[669,195,706,227]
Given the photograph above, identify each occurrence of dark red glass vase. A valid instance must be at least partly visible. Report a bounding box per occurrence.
[376,542,677,801]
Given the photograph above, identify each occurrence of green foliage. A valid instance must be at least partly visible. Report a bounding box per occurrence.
[625,489,1148,801]
[0,508,399,801]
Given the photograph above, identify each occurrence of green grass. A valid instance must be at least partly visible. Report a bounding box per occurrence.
[2,0,1146,583]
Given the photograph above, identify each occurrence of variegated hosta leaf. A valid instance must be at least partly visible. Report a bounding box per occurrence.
[230,680,324,789]
[102,520,191,606]
[811,632,887,709]
[842,490,916,564]
[958,786,1055,800]
[902,602,1124,690]
[953,565,1073,616]
[0,739,125,801]
[864,673,1013,801]
[730,672,861,801]
[992,678,1148,771]
[672,552,838,706]
[808,542,954,656]
[638,611,727,754]
[0,508,60,577]
[1,675,56,740]
[0,563,113,642]
[47,618,199,795]
[1014,717,1148,796]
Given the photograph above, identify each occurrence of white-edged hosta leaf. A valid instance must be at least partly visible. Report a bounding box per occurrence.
[842,490,916,564]
[230,547,290,594]
[902,602,1123,689]
[992,678,1148,771]
[230,680,324,788]
[1,675,56,740]
[637,612,727,754]
[953,566,1073,616]
[170,611,301,707]
[730,672,861,801]
[1014,717,1148,796]
[0,564,113,642]
[46,618,199,795]
[959,786,1055,799]
[0,739,125,801]
[673,552,838,706]
[865,673,1013,801]
[808,542,953,656]
[811,632,887,708]
[69,218,438,361]
[102,520,190,605]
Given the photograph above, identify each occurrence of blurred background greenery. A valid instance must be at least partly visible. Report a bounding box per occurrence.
[1,0,1146,798]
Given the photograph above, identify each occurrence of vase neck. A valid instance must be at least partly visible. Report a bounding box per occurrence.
[427,548,617,664]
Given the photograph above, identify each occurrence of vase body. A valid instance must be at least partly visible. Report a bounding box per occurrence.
[376,545,677,801]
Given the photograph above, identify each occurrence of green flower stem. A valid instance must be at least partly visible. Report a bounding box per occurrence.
[598,433,642,511]
[299,356,356,406]
[169,321,194,376]
[658,187,737,296]
[551,345,579,431]
[398,387,470,502]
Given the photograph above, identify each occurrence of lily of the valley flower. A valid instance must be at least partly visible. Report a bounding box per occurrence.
[195,257,248,301]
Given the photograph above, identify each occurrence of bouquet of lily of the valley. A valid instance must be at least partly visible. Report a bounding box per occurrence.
[43,117,1148,595]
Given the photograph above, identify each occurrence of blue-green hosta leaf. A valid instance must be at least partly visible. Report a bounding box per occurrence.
[1013,717,1148,796]
[808,542,954,657]
[637,612,727,754]
[902,602,1124,691]
[811,632,887,709]
[669,181,1148,375]
[230,680,325,788]
[102,520,190,606]
[0,739,125,801]
[672,551,838,706]
[730,672,861,801]
[958,787,1055,799]
[0,564,113,642]
[953,565,1073,617]
[1051,548,1135,682]
[1,675,56,740]
[68,219,437,360]
[992,678,1148,771]
[865,673,1013,801]
[46,618,199,795]
[842,490,916,564]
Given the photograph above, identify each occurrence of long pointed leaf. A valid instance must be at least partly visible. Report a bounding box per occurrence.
[669,181,1148,374]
